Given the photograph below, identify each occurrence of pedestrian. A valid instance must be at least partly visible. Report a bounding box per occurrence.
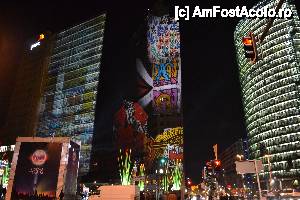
[59,189,64,200]
[0,184,2,199]
[2,186,6,200]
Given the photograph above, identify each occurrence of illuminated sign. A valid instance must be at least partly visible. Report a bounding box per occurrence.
[31,149,47,166]
[30,34,45,50]
[30,41,41,50]
[0,145,15,152]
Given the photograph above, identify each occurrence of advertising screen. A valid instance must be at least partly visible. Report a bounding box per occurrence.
[10,142,62,200]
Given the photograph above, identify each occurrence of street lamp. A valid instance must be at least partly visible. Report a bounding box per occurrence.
[264,154,273,192]
[236,154,244,161]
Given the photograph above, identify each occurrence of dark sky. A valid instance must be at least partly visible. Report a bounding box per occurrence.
[1,0,299,183]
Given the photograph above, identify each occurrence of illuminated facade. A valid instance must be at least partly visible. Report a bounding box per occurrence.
[37,14,106,174]
[234,0,300,184]
[132,10,184,191]
[137,14,183,136]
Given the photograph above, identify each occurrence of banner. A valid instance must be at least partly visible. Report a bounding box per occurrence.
[235,160,263,174]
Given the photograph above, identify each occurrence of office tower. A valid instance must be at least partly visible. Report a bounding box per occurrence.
[235,0,300,186]
[37,14,106,175]
[219,139,251,189]
[1,33,54,145]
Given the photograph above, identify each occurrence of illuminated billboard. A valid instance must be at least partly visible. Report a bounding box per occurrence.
[11,142,61,199]
[6,137,80,200]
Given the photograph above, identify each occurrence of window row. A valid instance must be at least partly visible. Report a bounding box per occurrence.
[249,129,300,145]
[48,55,100,77]
[242,61,291,94]
[45,92,97,110]
[249,116,300,136]
[42,101,96,118]
[243,65,297,98]
[46,64,99,87]
[247,102,299,131]
[54,29,104,54]
[51,46,102,69]
[248,121,300,139]
[56,23,104,46]
[51,38,103,64]
[57,16,105,39]
[63,72,99,90]
[244,75,297,108]
[246,91,298,121]
[245,84,296,114]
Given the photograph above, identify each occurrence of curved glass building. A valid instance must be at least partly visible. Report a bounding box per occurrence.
[234,0,300,185]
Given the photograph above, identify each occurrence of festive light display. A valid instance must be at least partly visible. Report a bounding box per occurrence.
[138,164,145,191]
[171,160,182,191]
[114,100,150,168]
[147,15,181,114]
[155,127,183,145]
[162,173,168,192]
[118,149,133,186]
[0,163,10,186]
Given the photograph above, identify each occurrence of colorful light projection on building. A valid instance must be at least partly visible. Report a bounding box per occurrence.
[138,164,145,191]
[171,160,183,191]
[37,14,106,174]
[114,100,149,156]
[118,149,133,186]
[147,15,181,114]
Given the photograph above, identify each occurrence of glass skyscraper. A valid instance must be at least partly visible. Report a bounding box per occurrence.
[235,0,300,185]
[37,14,106,174]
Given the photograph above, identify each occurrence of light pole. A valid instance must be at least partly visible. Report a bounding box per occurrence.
[236,154,245,198]
[264,154,273,192]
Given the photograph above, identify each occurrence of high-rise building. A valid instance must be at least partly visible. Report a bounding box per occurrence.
[136,13,183,138]
[235,0,300,186]
[37,14,106,175]
[219,139,250,188]
[1,33,54,145]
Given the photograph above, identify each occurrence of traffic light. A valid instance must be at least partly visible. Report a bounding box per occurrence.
[242,32,257,62]
[213,160,222,171]
[186,178,192,188]
[160,157,166,165]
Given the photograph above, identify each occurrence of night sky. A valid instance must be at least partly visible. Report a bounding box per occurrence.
[1,0,299,183]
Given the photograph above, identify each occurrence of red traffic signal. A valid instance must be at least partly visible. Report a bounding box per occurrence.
[214,160,221,167]
[242,37,253,45]
[242,32,257,62]
[213,159,222,171]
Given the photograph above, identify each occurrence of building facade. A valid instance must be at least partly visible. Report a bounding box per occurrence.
[235,0,300,186]
[1,33,54,145]
[219,139,249,188]
[37,14,106,175]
